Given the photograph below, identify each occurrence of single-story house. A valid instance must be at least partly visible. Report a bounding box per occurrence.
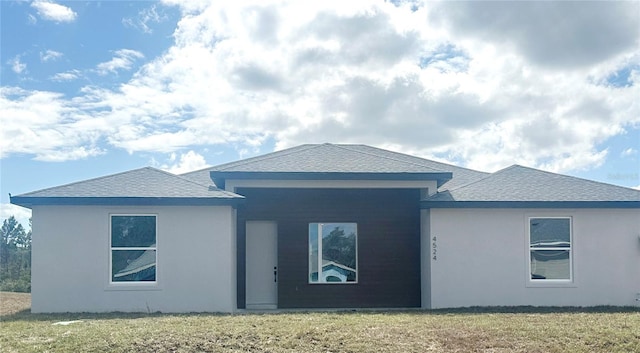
[10,143,640,312]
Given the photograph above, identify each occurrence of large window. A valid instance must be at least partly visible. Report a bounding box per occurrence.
[309,223,357,284]
[110,215,157,283]
[529,217,571,281]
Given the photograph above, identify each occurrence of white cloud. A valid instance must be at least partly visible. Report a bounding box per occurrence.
[621,148,637,157]
[9,55,26,74]
[50,70,81,81]
[633,185,640,191]
[33,146,105,162]
[156,150,210,174]
[0,204,32,231]
[40,49,63,62]
[0,87,105,161]
[123,4,168,34]
[160,0,210,14]
[31,0,77,23]
[2,1,640,174]
[96,49,144,75]
[27,13,38,25]
[430,1,639,69]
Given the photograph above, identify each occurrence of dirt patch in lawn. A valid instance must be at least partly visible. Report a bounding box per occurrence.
[0,291,30,316]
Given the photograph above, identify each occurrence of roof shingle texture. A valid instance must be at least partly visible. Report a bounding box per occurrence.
[182,143,488,189]
[427,165,640,202]
[15,167,242,199]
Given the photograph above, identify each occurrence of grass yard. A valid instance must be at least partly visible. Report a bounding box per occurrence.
[1,293,639,353]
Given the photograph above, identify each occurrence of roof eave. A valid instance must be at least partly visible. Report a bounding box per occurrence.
[421,200,640,209]
[210,171,453,188]
[10,196,245,208]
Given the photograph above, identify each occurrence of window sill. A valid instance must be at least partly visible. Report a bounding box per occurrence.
[526,280,576,288]
[105,283,162,291]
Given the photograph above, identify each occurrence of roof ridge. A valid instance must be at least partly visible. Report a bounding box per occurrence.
[182,143,489,176]
[419,157,490,175]
[334,144,446,172]
[183,144,320,174]
[441,164,518,192]
[346,144,491,175]
[219,144,325,171]
[446,164,640,194]
[16,166,242,199]
[179,164,214,178]
[150,167,238,196]
[510,164,640,193]
[346,145,489,175]
[15,167,152,197]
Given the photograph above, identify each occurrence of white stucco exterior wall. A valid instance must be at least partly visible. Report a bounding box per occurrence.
[429,208,640,308]
[30,205,236,313]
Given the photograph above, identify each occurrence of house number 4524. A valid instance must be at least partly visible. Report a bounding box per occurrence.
[432,236,437,261]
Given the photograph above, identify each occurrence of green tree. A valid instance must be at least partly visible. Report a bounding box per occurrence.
[322,227,356,270]
[0,216,31,292]
[1,216,25,245]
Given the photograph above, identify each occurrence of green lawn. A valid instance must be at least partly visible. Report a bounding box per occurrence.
[1,293,639,352]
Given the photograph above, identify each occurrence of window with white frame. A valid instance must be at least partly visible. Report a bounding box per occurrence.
[529,217,572,281]
[309,223,357,283]
[110,215,157,283]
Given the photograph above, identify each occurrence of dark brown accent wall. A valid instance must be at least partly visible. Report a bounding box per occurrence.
[236,188,421,309]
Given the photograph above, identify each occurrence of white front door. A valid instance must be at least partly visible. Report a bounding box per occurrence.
[245,221,278,309]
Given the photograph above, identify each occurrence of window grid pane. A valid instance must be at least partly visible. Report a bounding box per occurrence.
[530,250,570,280]
[111,215,156,248]
[530,218,570,247]
[529,217,571,281]
[112,249,156,282]
[111,215,157,283]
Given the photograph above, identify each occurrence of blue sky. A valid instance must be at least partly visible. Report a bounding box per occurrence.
[1,1,639,227]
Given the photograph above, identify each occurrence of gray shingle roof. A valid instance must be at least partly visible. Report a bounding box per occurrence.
[11,167,243,207]
[335,145,489,190]
[181,143,486,188]
[425,165,640,204]
[11,146,638,209]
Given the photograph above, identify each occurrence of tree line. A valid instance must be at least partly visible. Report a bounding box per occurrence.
[0,216,31,292]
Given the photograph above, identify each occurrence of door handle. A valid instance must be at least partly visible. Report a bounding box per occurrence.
[274,267,277,282]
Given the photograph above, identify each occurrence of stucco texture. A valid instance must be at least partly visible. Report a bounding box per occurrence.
[429,208,640,308]
[30,205,236,313]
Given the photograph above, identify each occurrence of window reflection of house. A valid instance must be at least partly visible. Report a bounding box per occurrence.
[529,218,571,281]
[111,215,157,283]
[310,260,357,283]
[309,222,357,283]
[113,246,156,281]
